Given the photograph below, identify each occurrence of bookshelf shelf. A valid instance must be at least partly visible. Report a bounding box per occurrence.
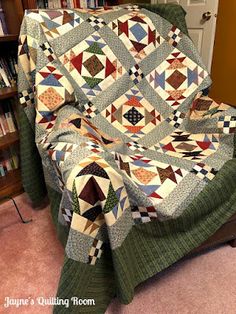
[0,86,18,100]
[0,0,24,201]
[0,168,23,199]
[0,34,19,42]
[0,132,19,150]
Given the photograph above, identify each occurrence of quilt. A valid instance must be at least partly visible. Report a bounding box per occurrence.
[17,4,236,313]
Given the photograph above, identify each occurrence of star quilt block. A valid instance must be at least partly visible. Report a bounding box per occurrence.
[115,153,188,205]
[31,10,83,41]
[60,33,125,99]
[108,12,164,62]
[101,86,163,140]
[150,130,219,161]
[36,64,74,126]
[147,49,208,108]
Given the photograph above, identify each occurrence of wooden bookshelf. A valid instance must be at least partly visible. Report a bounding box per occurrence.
[0,34,19,42]
[0,0,24,200]
[0,132,19,150]
[0,87,18,100]
[21,0,149,10]
[22,0,37,9]
[0,169,22,199]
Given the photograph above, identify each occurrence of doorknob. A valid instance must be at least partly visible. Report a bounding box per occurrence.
[202,11,212,21]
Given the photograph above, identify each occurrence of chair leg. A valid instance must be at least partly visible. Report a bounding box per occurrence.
[229,238,236,248]
[5,196,32,224]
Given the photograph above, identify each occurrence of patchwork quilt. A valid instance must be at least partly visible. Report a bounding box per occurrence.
[18,4,236,313]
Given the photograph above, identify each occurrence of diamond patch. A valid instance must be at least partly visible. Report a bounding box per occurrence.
[147,48,208,108]
[60,33,125,99]
[38,87,64,110]
[101,86,163,140]
[150,130,219,161]
[108,12,164,62]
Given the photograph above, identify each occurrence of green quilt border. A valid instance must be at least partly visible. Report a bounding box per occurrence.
[52,157,236,313]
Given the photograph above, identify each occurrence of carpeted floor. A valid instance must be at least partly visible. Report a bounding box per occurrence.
[1,193,236,314]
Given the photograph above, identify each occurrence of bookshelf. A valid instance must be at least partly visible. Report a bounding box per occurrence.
[0,86,18,100]
[0,0,24,200]
[0,34,19,42]
[21,0,146,9]
[0,131,19,150]
[0,168,22,199]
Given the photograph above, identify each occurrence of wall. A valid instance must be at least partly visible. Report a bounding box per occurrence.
[210,0,236,105]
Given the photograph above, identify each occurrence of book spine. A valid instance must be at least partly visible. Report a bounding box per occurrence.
[61,0,68,8]
[37,0,45,8]
[48,0,54,8]
[1,58,15,86]
[2,160,7,173]
[0,20,4,36]
[75,0,81,8]
[0,122,3,137]
[9,100,18,131]
[0,164,5,177]
[0,71,7,88]
[6,158,12,171]
[0,9,8,34]
[4,111,13,133]
[0,66,11,87]
[5,109,16,133]
[0,117,6,135]
[56,0,61,8]
[10,147,19,169]
[89,0,95,8]
[0,107,9,134]
[8,57,16,81]
[81,0,87,8]
[98,0,104,7]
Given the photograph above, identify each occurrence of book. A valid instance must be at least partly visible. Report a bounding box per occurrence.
[48,0,54,8]
[4,102,17,133]
[37,0,46,8]
[0,100,18,136]
[98,0,104,7]
[0,65,10,87]
[0,0,8,35]
[0,147,19,177]
[61,0,68,8]
[37,0,106,9]
[0,20,4,36]
[0,54,17,89]
[89,0,95,8]
[75,0,81,8]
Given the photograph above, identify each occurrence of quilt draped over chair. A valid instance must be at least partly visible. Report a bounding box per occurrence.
[18,4,236,313]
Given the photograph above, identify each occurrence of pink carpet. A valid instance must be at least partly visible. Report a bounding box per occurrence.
[1,193,236,314]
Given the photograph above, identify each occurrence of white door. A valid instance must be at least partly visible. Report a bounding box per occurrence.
[151,0,219,72]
